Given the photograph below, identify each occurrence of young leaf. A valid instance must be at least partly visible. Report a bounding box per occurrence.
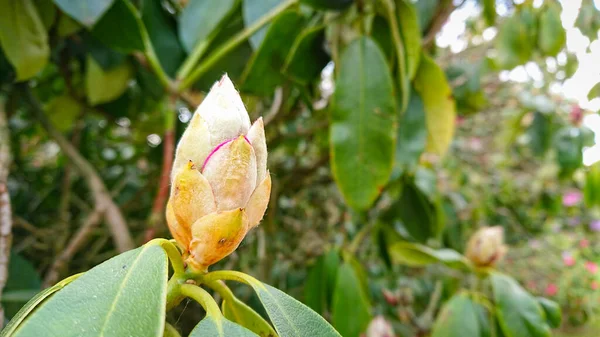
[536,297,562,329]
[431,293,480,337]
[11,245,168,337]
[85,55,133,106]
[397,0,421,80]
[491,273,552,337]
[189,316,259,337]
[241,10,306,96]
[0,0,49,81]
[91,0,144,53]
[222,296,277,337]
[331,263,371,337]
[283,25,330,85]
[53,0,115,27]
[389,241,471,271]
[243,0,282,49]
[178,0,237,53]
[330,37,396,211]
[413,54,456,157]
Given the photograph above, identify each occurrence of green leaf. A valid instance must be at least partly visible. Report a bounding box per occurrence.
[178,0,237,53]
[1,253,42,319]
[554,126,584,177]
[283,25,330,85]
[243,0,281,50]
[397,0,421,80]
[585,163,600,207]
[46,94,82,132]
[303,249,340,313]
[85,55,133,105]
[495,7,536,69]
[387,178,436,243]
[1,273,82,336]
[588,82,600,100]
[389,241,471,270]
[34,0,57,30]
[393,89,427,175]
[331,263,371,337]
[482,0,496,26]
[56,14,82,37]
[53,0,115,27]
[189,315,259,337]
[431,293,480,337]
[300,0,353,10]
[474,301,492,337]
[91,0,144,53]
[217,273,341,337]
[222,296,277,337]
[11,245,168,337]
[371,15,394,64]
[330,36,396,210]
[491,273,552,337]
[141,0,186,77]
[413,54,456,157]
[536,297,562,329]
[537,3,566,57]
[241,10,306,96]
[0,0,49,81]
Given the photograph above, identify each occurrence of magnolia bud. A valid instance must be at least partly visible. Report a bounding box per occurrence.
[465,226,507,267]
[366,316,396,337]
[167,74,271,272]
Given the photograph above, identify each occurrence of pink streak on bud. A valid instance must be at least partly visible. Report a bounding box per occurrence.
[201,136,251,172]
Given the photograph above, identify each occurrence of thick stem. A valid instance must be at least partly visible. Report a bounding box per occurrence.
[0,98,12,319]
[180,284,222,318]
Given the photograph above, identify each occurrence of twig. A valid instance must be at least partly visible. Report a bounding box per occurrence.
[23,85,134,253]
[422,0,463,48]
[0,98,13,319]
[43,208,104,287]
[263,87,283,126]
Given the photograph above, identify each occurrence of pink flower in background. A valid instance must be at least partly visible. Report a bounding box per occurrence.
[562,252,576,266]
[585,261,598,274]
[590,220,600,232]
[592,281,599,290]
[545,283,559,296]
[562,190,582,207]
[580,239,590,248]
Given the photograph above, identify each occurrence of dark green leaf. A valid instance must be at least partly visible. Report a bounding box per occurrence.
[241,10,306,95]
[91,0,144,53]
[243,0,281,50]
[389,241,472,270]
[397,0,421,80]
[394,90,427,175]
[0,0,49,81]
[431,293,480,337]
[1,253,42,319]
[300,0,353,10]
[388,179,436,243]
[527,111,551,157]
[34,0,57,30]
[303,249,339,314]
[536,297,562,329]
[554,126,584,177]
[142,0,186,77]
[538,2,566,57]
[413,54,456,156]
[330,36,396,210]
[53,0,115,27]
[13,245,168,337]
[178,0,237,53]
[491,273,552,337]
[331,263,371,337]
[283,25,330,85]
[222,295,277,337]
[189,316,259,337]
[371,16,394,64]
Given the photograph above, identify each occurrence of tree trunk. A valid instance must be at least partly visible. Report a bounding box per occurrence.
[0,98,13,320]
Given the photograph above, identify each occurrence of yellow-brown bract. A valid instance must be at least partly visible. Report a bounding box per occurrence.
[465,226,507,267]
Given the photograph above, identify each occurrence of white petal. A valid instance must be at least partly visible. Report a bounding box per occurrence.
[247,117,268,185]
[245,173,271,229]
[172,113,211,180]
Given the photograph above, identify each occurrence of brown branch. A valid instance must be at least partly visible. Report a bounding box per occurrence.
[23,86,134,253]
[43,208,104,287]
[422,0,461,48]
[0,98,13,319]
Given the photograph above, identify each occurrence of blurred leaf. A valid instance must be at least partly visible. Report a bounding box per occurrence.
[537,2,566,57]
[397,0,421,80]
[371,15,394,65]
[300,0,353,10]
[527,111,551,157]
[413,54,456,157]
[331,263,371,337]
[189,316,259,336]
[330,36,396,210]
[0,0,50,81]
[222,296,277,337]
[482,0,496,26]
[474,301,492,337]
[12,245,168,336]
[283,25,330,85]
[431,293,480,337]
[53,0,115,27]
[393,90,427,176]
[303,249,339,313]
[414,0,437,34]
[243,0,282,50]
[389,241,471,270]
[536,297,562,329]
[575,0,600,41]
[1,253,42,319]
[142,0,186,77]
[85,55,133,105]
[56,14,82,37]
[46,94,82,132]
[554,126,584,178]
[495,6,536,69]
[491,273,552,337]
[241,10,306,96]
[91,0,144,53]
[388,179,436,243]
[588,81,600,100]
[178,0,237,53]
[34,0,56,30]
[584,163,600,207]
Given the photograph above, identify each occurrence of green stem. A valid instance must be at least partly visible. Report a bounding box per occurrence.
[381,0,409,113]
[204,280,235,302]
[180,284,222,318]
[177,40,211,82]
[201,270,254,285]
[146,239,184,277]
[178,0,299,91]
[163,322,182,337]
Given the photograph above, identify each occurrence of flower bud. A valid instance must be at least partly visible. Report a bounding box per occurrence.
[167,74,271,272]
[366,316,396,337]
[465,226,507,267]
